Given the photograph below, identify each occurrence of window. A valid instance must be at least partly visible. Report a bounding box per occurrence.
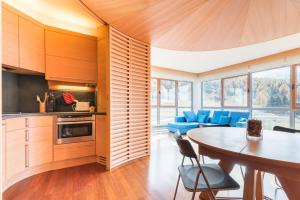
[252,67,290,108]
[151,79,158,106]
[295,65,300,107]
[178,81,192,107]
[160,80,175,106]
[151,78,193,127]
[202,80,221,107]
[223,75,248,107]
[252,110,290,130]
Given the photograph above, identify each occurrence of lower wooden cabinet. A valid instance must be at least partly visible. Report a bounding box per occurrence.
[3,116,54,182]
[54,141,95,161]
[28,126,53,167]
[5,129,26,180]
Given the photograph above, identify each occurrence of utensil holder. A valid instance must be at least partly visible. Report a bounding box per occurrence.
[39,102,46,113]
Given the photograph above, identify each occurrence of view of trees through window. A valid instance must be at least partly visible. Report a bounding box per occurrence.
[252,67,290,108]
[223,75,248,107]
[202,65,300,130]
[202,80,221,107]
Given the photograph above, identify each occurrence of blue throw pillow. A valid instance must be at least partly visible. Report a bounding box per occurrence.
[197,110,210,122]
[197,115,207,123]
[218,116,231,125]
[183,111,197,122]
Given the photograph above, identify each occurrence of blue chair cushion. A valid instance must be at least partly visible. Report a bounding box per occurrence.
[183,111,197,122]
[229,112,250,127]
[196,110,210,123]
[197,115,207,123]
[211,111,229,124]
[218,116,231,125]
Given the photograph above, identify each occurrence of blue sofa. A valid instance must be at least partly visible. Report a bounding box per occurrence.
[167,110,250,134]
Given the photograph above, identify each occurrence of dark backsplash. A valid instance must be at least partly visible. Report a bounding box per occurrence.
[2,71,95,113]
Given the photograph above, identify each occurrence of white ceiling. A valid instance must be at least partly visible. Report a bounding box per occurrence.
[3,0,101,36]
[151,33,300,73]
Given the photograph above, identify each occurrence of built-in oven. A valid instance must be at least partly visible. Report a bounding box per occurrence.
[54,114,95,144]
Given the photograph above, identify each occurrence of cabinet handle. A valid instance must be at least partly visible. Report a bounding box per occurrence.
[25,118,29,127]
[25,130,29,142]
[25,144,29,168]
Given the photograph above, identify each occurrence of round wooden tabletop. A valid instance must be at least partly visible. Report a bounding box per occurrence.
[187,127,300,169]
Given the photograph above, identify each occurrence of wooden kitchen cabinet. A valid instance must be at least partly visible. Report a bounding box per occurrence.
[3,116,53,181]
[45,27,97,83]
[54,141,95,161]
[27,116,53,167]
[5,129,26,180]
[2,7,19,67]
[96,115,106,165]
[19,16,45,73]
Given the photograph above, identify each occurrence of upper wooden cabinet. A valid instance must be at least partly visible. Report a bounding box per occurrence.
[19,16,45,73]
[2,4,45,73]
[2,7,19,67]
[45,27,97,83]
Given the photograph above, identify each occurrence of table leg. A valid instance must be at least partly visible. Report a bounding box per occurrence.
[199,159,235,200]
[244,169,264,200]
[276,176,300,200]
[256,171,264,200]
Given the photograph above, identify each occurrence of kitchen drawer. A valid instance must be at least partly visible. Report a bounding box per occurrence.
[5,117,26,132]
[54,141,95,161]
[27,116,53,128]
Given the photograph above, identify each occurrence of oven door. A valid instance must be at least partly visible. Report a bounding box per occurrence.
[55,121,95,144]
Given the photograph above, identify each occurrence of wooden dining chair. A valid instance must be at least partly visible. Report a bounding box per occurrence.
[173,133,240,200]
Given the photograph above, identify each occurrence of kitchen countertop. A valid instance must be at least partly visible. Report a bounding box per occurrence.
[2,111,106,120]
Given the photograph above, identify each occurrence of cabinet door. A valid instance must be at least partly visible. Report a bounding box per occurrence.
[96,116,106,157]
[5,129,26,180]
[2,7,19,67]
[45,28,97,83]
[28,126,53,167]
[19,16,45,73]
[2,123,6,184]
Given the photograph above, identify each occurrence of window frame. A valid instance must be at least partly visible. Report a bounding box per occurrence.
[151,77,193,127]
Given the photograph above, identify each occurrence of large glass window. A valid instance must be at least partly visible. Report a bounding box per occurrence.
[252,67,290,108]
[202,80,221,107]
[223,75,248,107]
[252,110,290,130]
[178,81,192,107]
[151,79,158,106]
[151,78,193,127]
[160,80,175,106]
[295,65,300,107]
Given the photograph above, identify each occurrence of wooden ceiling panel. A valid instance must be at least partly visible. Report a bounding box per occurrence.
[80,0,300,51]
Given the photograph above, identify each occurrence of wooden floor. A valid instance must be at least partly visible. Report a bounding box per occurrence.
[3,133,288,200]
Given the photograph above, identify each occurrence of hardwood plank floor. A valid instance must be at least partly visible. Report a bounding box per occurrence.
[3,133,288,200]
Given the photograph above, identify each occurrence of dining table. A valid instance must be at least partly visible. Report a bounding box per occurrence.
[187,127,300,200]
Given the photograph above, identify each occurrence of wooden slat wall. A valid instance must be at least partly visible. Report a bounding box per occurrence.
[108,27,150,169]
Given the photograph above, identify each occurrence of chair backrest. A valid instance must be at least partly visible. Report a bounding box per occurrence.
[174,135,198,159]
[273,126,300,133]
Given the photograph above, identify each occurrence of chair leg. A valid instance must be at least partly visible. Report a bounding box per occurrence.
[191,191,196,200]
[173,175,181,200]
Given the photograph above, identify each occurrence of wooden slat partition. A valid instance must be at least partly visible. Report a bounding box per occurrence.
[108,27,150,169]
